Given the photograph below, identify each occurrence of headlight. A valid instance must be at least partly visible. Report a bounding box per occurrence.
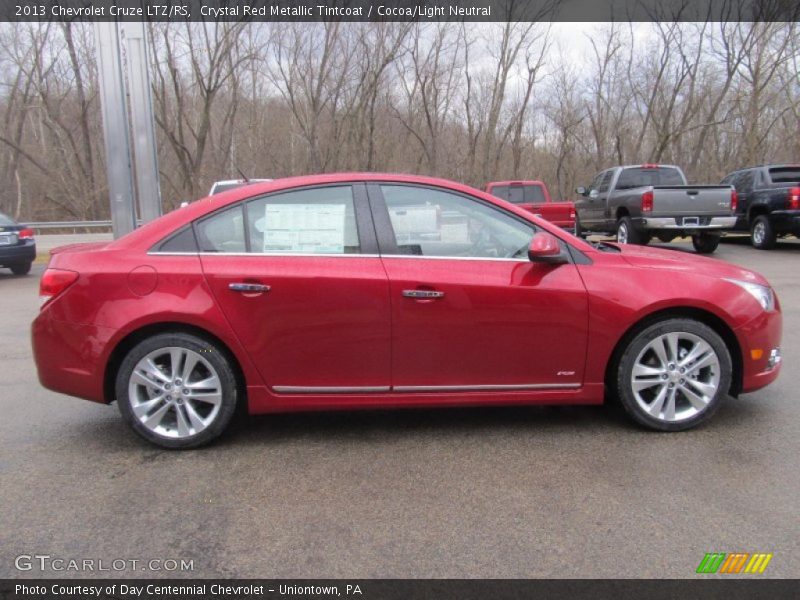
[724,278,775,311]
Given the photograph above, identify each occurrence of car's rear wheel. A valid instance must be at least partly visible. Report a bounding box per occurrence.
[691,233,721,254]
[116,333,238,449]
[10,262,31,275]
[615,319,731,431]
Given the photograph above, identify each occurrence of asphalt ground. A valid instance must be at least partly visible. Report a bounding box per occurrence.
[0,234,797,579]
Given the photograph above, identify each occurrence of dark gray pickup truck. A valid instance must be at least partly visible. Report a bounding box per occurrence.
[574,164,737,253]
[720,164,800,249]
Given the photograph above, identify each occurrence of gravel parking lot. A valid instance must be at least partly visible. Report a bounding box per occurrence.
[1,235,798,578]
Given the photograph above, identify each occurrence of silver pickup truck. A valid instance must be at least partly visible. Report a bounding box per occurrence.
[574,164,737,253]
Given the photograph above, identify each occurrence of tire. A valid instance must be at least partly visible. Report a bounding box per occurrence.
[116,332,239,449]
[573,213,584,238]
[10,262,31,275]
[750,215,776,250]
[691,233,721,254]
[616,216,644,245]
[614,318,731,432]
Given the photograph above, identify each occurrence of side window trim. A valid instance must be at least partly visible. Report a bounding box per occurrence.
[365,182,543,260]
[183,183,378,257]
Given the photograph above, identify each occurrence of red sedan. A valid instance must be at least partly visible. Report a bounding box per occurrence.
[32,174,782,448]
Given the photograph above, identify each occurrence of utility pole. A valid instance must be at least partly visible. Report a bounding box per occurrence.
[95,22,136,238]
[95,20,162,238]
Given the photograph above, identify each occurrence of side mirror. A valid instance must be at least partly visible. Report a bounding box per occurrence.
[575,186,586,196]
[528,232,569,265]
[589,189,600,199]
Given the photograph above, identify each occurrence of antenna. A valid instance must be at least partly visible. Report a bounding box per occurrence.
[236,166,249,182]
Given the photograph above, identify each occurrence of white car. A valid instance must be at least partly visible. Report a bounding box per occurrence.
[208,179,272,195]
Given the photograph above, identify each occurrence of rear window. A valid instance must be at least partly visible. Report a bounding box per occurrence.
[0,213,15,226]
[768,167,800,184]
[489,185,546,204]
[616,167,685,190]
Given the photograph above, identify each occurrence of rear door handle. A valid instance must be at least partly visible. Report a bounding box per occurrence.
[402,289,445,299]
[229,282,270,293]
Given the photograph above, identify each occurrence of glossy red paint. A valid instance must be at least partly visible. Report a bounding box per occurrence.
[485,180,575,228]
[31,173,781,417]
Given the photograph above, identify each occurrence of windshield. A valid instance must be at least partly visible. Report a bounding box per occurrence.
[615,167,685,190]
[489,184,546,204]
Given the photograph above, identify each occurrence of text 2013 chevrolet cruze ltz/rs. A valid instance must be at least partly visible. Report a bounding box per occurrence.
[32,174,782,448]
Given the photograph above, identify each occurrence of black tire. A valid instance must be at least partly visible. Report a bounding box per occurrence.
[116,332,239,449]
[614,318,731,432]
[10,262,31,275]
[691,233,721,254]
[750,215,776,250]
[573,213,584,238]
[616,216,644,245]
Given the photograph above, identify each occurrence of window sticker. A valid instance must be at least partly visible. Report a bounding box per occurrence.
[262,203,346,253]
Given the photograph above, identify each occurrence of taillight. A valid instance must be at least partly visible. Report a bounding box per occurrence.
[731,189,738,212]
[641,163,659,169]
[18,228,34,240]
[641,190,654,212]
[569,208,576,219]
[39,268,78,308]
[789,187,800,210]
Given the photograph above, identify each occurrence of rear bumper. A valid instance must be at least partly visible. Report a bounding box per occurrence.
[735,308,782,394]
[767,210,800,233]
[0,241,35,265]
[637,216,736,231]
[31,312,109,403]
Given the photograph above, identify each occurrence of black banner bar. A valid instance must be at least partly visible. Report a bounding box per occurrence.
[2,579,799,600]
[2,0,799,23]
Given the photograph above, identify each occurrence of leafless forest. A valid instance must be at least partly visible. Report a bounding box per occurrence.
[0,21,798,221]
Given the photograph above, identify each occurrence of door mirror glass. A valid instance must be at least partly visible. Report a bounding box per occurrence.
[528,232,568,265]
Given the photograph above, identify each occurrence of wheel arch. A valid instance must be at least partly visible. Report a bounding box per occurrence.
[103,322,247,405]
[604,306,743,399]
[615,206,630,221]
[748,204,769,223]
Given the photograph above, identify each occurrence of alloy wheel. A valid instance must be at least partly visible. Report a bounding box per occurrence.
[617,222,628,244]
[752,221,765,245]
[630,332,721,423]
[127,347,223,439]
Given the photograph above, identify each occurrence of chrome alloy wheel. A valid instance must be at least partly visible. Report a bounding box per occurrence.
[630,332,721,423]
[752,221,766,245]
[617,221,629,244]
[127,347,222,439]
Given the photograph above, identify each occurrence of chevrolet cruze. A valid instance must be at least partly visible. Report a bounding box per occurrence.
[32,174,782,448]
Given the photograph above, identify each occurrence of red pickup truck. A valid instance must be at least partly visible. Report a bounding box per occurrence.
[485,180,575,230]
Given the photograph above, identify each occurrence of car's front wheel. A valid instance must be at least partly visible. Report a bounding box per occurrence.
[615,319,731,431]
[116,332,239,449]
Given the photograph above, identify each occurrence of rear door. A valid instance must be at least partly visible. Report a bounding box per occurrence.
[198,184,392,393]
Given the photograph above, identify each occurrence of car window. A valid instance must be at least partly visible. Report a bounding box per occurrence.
[720,174,734,185]
[587,171,605,193]
[380,185,536,259]
[767,167,800,184]
[0,213,15,226]
[732,171,754,192]
[246,186,360,254]
[616,167,685,189]
[598,171,614,193]
[489,184,545,204]
[195,205,246,253]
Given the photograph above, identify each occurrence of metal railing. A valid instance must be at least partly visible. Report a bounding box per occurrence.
[25,220,145,234]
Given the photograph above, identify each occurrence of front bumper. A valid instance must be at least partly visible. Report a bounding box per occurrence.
[736,308,782,394]
[637,216,736,231]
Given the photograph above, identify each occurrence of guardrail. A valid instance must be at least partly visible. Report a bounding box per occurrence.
[26,220,143,234]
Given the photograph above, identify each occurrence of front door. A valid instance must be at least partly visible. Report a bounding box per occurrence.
[370,183,589,391]
[198,184,391,393]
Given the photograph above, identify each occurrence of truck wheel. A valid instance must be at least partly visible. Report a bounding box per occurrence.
[691,234,721,254]
[574,214,584,238]
[751,216,776,250]
[616,217,643,245]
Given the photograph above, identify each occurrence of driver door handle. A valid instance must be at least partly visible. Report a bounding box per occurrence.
[229,282,271,293]
[402,289,445,299]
